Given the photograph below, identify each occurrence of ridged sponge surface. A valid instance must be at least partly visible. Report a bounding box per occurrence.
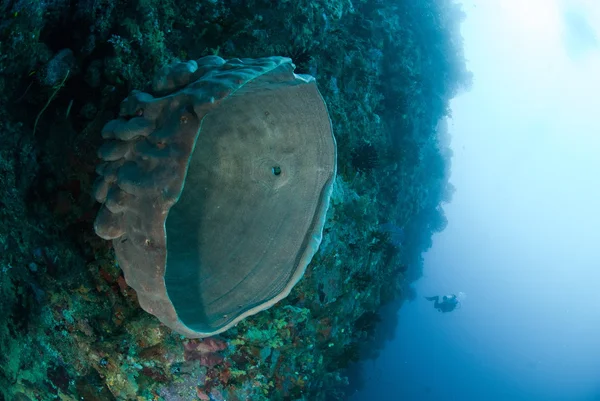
[93,56,336,337]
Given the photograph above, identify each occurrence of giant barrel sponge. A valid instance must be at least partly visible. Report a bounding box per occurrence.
[93,56,337,338]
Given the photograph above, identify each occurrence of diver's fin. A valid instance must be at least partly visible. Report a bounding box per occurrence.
[424,296,437,301]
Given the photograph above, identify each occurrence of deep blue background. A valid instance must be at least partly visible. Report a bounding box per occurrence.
[349,0,600,399]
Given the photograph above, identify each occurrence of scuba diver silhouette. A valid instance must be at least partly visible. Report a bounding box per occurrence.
[425,294,460,313]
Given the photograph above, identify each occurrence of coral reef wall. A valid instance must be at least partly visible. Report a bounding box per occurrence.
[0,0,470,400]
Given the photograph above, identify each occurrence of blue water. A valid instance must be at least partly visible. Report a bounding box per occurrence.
[349,1,600,399]
[349,228,600,401]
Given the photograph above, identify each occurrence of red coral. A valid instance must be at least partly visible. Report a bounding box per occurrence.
[184,337,227,367]
[196,387,210,400]
[140,366,168,382]
[218,367,231,384]
[116,276,130,295]
[198,353,224,368]
[198,337,227,353]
